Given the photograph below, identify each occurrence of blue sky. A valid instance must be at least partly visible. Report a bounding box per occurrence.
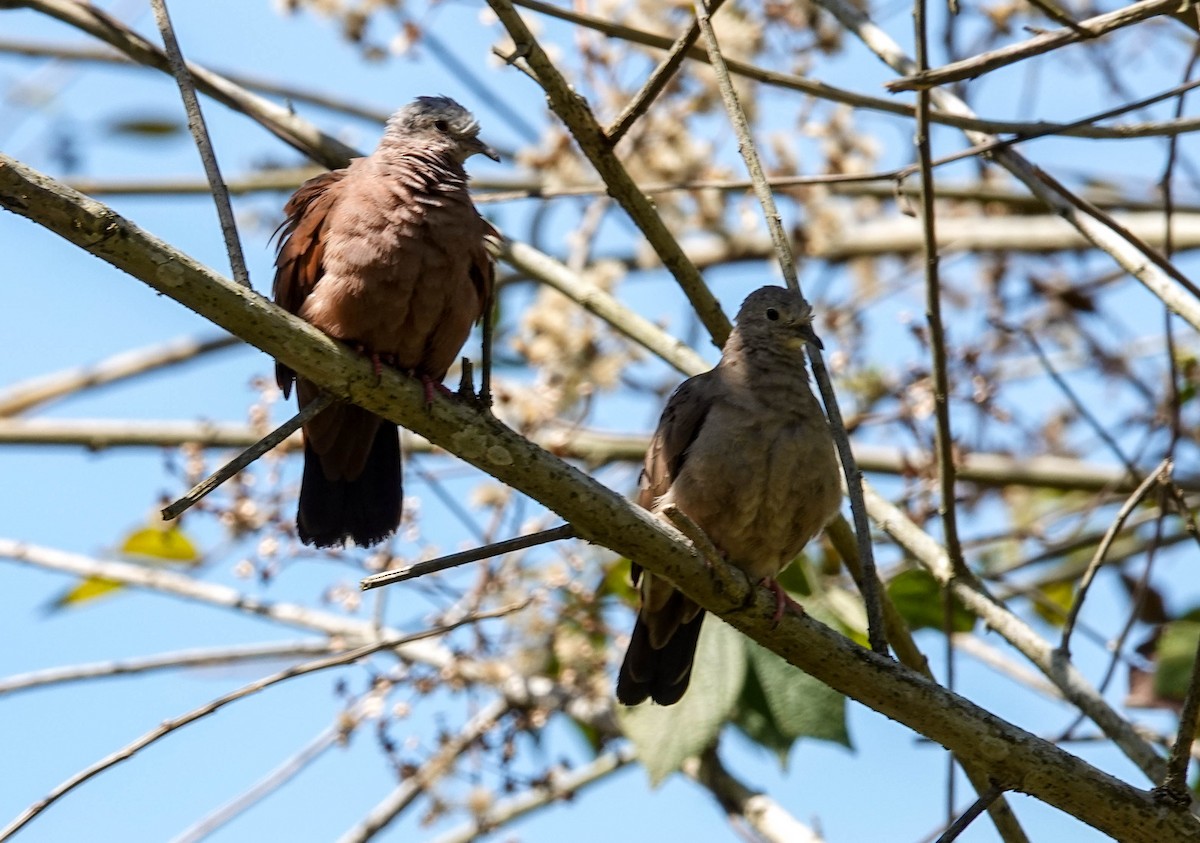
[2,1,1199,841]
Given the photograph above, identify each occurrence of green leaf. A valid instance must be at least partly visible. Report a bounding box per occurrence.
[598,557,637,605]
[1031,580,1076,627]
[887,568,975,633]
[106,115,185,139]
[1154,621,1200,702]
[746,634,851,749]
[775,556,812,597]
[731,664,794,767]
[617,617,747,786]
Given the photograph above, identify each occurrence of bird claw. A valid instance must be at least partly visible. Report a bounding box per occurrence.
[761,578,804,626]
[349,344,395,381]
[420,375,454,409]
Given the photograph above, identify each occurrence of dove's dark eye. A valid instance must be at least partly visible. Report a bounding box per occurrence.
[766,308,780,321]
[434,119,450,132]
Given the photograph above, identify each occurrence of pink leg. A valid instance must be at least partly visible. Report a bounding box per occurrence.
[761,578,805,625]
[419,374,454,407]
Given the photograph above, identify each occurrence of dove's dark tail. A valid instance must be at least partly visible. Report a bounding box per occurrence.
[616,608,705,706]
[297,422,402,548]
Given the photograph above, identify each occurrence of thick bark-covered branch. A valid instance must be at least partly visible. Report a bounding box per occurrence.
[2,152,1197,841]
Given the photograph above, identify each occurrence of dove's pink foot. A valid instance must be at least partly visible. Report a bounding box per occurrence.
[420,374,454,407]
[761,578,804,625]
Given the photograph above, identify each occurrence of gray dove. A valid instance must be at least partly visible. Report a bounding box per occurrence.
[273,96,497,548]
[617,286,842,706]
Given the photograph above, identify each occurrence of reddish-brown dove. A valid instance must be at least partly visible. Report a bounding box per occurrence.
[616,286,842,706]
[273,96,497,548]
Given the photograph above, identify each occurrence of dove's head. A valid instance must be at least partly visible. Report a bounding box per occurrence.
[384,96,500,163]
[733,286,823,352]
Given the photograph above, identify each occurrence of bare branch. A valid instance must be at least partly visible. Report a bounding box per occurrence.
[335,699,509,843]
[425,746,637,843]
[890,0,1187,91]
[1059,460,1170,657]
[149,0,249,287]
[860,483,1168,784]
[6,0,357,168]
[508,0,1200,140]
[171,720,345,843]
[492,237,710,376]
[695,0,887,655]
[809,0,1200,334]
[0,612,520,842]
[685,747,827,843]
[0,334,239,417]
[361,523,577,590]
[1,154,1195,839]
[1159,632,1200,801]
[4,419,1198,495]
[161,392,336,520]
[0,640,340,696]
[486,0,731,346]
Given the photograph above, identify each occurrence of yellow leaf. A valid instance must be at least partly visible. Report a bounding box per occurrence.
[120,525,200,563]
[50,577,124,610]
[46,522,201,613]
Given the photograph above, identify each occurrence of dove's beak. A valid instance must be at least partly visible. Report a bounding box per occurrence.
[471,137,501,162]
[800,322,824,350]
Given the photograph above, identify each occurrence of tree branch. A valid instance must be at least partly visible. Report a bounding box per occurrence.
[486,0,731,346]
[0,333,240,417]
[889,0,1189,91]
[335,699,510,843]
[3,418,1197,495]
[808,0,1200,334]
[3,0,358,168]
[0,154,1194,840]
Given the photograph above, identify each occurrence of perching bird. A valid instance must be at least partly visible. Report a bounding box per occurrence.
[616,286,842,706]
[273,96,497,548]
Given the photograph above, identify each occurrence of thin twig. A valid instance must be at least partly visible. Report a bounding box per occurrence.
[605,5,714,145]
[161,392,335,520]
[934,783,1005,843]
[0,607,522,842]
[508,0,1200,140]
[1058,460,1170,657]
[826,517,1030,842]
[693,0,887,655]
[808,0,1200,335]
[1158,631,1200,800]
[1008,324,1139,481]
[890,0,1185,91]
[7,419,1199,494]
[908,0,974,821]
[913,0,968,584]
[0,334,240,417]
[426,746,637,843]
[860,482,1167,783]
[335,698,510,843]
[0,640,340,696]
[486,0,731,346]
[361,524,577,591]
[492,236,710,376]
[171,720,344,843]
[1156,61,1200,802]
[149,0,248,286]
